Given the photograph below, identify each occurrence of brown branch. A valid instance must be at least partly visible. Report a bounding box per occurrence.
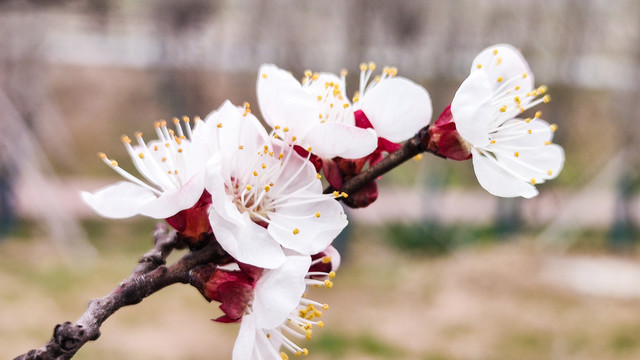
[324,125,432,196]
[13,224,227,360]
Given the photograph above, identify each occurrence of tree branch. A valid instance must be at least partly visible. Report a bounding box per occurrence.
[325,125,432,196]
[13,224,227,360]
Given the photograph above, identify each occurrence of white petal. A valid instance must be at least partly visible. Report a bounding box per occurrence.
[305,72,345,97]
[361,77,432,142]
[257,64,318,137]
[232,312,257,360]
[450,71,494,147]
[272,144,323,194]
[303,122,378,159]
[206,153,247,227]
[495,143,565,183]
[471,44,535,92]
[491,118,553,148]
[209,210,286,269]
[253,253,310,328]
[81,181,158,218]
[269,197,348,255]
[472,148,538,198]
[139,173,205,218]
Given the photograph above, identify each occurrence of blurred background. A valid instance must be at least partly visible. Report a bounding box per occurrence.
[1,0,640,359]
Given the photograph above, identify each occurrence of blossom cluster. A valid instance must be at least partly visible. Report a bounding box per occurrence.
[82,44,564,359]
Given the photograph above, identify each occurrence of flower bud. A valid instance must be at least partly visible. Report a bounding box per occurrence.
[427,105,472,161]
[343,180,378,209]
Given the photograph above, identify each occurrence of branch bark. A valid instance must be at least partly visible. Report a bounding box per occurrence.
[325,125,432,196]
[13,224,227,360]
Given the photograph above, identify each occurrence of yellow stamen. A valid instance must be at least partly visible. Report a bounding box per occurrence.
[245,185,252,191]
[293,228,300,235]
[315,212,321,218]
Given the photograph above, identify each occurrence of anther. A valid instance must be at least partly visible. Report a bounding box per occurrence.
[543,95,551,103]
[293,228,300,235]
[550,124,558,132]
[262,73,268,79]
[359,63,367,71]
[322,256,331,263]
[547,170,553,176]
[499,105,507,112]
[246,185,252,191]
[98,152,107,159]
[121,135,131,144]
[535,111,542,118]
[324,280,333,288]
[476,64,482,69]
[530,178,536,185]
[497,76,503,83]
[315,212,321,218]
[514,152,519,157]
[316,173,322,179]
[264,185,270,192]
[340,192,348,198]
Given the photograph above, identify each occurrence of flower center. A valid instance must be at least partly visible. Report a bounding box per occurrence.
[98,116,200,195]
[225,142,321,233]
